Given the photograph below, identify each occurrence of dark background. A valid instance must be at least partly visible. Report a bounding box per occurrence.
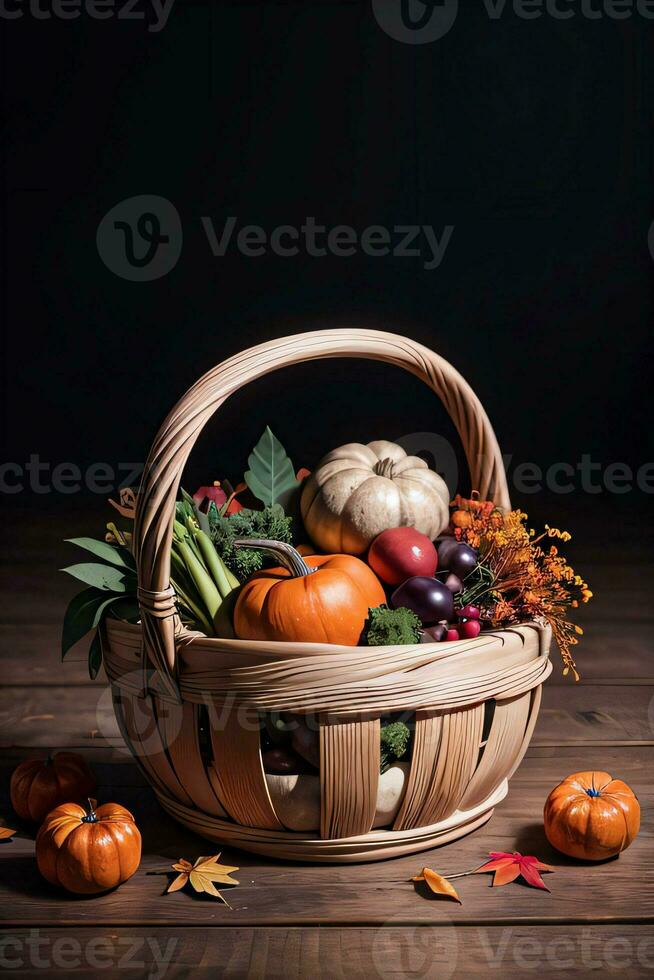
[1,1,653,539]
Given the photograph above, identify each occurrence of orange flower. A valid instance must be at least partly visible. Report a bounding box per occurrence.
[452,498,591,677]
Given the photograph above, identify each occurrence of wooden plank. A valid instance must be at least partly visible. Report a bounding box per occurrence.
[547,621,654,684]
[536,684,654,744]
[0,747,650,927]
[0,685,122,752]
[0,925,651,979]
[0,626,93,686]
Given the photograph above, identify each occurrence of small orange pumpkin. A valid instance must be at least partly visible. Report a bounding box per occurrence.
[10,752,96,823]
[544,771,640,861]
[233,538,385,645]
[36,800,141,894]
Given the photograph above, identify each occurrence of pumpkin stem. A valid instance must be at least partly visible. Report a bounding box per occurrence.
[82,798,99,823]
[373,457,395,479]
[233,539,315,578]
[585,787,602,798]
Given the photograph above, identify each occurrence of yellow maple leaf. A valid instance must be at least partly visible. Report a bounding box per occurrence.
[166,854,239,904]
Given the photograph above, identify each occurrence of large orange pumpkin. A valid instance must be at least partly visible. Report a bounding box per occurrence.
[36,800,141,894]
[233,538,385,645]
[10,752,96,823]
[544,771,640,861]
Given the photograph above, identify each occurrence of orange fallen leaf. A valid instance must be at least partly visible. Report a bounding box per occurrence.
[412,867,462,904]
[0,827,17,840]
[166,854,239,904]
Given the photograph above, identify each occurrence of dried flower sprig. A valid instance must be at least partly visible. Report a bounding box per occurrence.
[451,494,592,679]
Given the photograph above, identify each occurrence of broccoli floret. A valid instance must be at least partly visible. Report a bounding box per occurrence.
[210,505,293,581]
[380,720,411,773]
[365,605,422,646]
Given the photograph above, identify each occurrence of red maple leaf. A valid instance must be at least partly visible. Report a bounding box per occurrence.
[474,851,555,891]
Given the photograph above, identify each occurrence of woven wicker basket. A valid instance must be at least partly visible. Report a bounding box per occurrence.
[102,329,551,863]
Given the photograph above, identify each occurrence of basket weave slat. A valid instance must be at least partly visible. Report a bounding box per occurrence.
[392,711,443,831]
[156,700,227,818]
[460,692,532,811]
[409,704,485,828]
[320,717,380,839]
[113,691,191,803]
[100,329,552,862]
[209,703,284,830]
[507,684,543,781]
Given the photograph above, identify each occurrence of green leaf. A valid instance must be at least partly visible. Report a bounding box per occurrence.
[65,537,133,568]
[88,629,103,680]
[244,426,299,508]
[61,562,128,592]
[61,587,122,658]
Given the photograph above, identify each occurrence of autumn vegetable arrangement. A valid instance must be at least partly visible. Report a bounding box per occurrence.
[61,426,593,793]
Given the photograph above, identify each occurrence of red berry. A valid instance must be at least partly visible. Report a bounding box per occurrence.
[445,628,460,642]
[458,604,480,620]
[458,619,481,639]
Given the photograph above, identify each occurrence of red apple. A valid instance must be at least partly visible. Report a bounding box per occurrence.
[368,528,438,586]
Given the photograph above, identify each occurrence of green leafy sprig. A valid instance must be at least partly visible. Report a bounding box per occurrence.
[209,504,293,581]
[61,538,139,678]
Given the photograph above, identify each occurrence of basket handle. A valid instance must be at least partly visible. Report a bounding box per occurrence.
[134,329,510,698]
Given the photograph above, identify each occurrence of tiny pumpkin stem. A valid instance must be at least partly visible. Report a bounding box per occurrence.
[233,539,315,578]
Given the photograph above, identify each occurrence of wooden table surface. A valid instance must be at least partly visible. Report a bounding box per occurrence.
[1,500,652,978]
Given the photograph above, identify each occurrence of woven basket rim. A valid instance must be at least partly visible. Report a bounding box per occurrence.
[104,616,548,657]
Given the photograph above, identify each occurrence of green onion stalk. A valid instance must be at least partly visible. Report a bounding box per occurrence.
[170,506,239,636]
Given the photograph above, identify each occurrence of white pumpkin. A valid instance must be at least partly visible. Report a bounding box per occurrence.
[265,764,410,833]
[301,440,450,554]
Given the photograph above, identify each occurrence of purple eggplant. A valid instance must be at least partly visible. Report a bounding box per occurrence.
[391,576,454,625]
[449,543,478,579]
[436,537,459,568]
[437,538,478,581]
